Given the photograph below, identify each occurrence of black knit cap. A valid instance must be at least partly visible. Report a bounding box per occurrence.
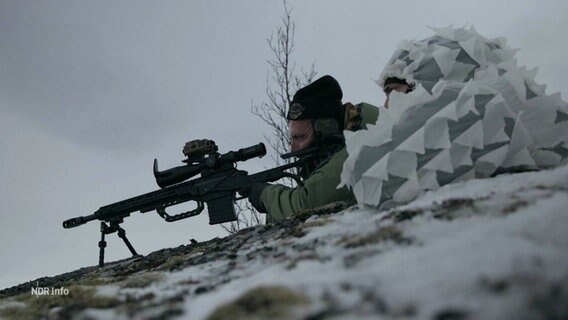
[287,75,344,128]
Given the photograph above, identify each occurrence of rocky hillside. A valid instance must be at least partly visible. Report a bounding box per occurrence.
[1,164,567,320]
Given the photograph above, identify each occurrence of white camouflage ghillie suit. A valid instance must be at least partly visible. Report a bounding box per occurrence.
[340,26,568,209]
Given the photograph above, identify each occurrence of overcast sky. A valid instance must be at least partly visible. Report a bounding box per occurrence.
[1,0,567,289]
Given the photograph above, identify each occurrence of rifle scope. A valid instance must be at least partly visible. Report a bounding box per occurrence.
[154,142,266,188]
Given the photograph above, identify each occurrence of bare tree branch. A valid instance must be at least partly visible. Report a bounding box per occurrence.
[225,0,316,233]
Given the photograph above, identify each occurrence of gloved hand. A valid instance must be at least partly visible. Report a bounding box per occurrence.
[238,183,268,213]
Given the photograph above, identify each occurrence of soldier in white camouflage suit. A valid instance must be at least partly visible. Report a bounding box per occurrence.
[340,26,568,209]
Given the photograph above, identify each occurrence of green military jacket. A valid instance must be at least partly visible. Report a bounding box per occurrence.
[261,102,379,222]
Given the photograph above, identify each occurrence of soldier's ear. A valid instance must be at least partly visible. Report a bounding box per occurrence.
[313,118,342,144]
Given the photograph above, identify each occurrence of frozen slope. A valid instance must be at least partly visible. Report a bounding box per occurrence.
[1,164,567,319]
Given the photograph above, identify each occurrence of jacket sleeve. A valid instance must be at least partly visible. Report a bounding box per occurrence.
[259,148,355,222]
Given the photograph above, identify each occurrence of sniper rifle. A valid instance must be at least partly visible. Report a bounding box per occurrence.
[62,139,324,266]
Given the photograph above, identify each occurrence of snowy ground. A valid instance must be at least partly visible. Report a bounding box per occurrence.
[1,164,567,319]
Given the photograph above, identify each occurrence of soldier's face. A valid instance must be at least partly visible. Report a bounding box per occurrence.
[384,82,409,108]
[289,119,314,152]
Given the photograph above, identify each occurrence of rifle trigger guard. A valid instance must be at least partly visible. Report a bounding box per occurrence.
[157,201,205,222]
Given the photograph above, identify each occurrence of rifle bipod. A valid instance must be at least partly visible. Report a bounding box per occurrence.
[98,221,139,267]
